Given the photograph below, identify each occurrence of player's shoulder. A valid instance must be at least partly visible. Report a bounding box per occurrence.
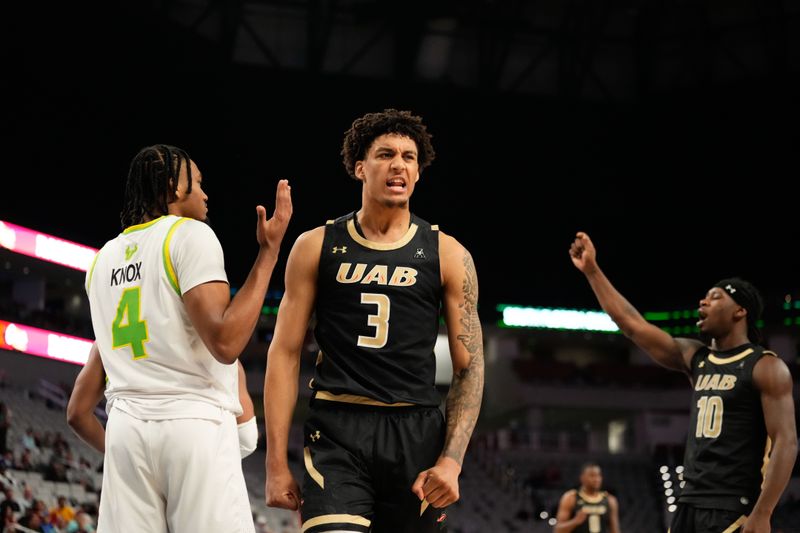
[287,226,326,264]
[438,230,469,257]
[753,349,793,389]
[295,225,326,248]
[439,231,477,273]
[557,488,578,509]
[160,215,215,237]
[168,217,220,248]
[561,488,578,501]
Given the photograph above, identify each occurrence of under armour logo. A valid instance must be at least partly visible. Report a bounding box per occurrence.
[125,244,138,261]
[310,431,321,442]
[725,284,736,294]
[698,361,705,368]
[332,246,347,254]
[414,248,426,259]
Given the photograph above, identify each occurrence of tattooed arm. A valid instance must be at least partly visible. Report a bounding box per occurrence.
[411,232,484,508]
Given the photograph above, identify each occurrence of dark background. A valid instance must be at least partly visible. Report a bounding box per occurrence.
[4,1,798,318]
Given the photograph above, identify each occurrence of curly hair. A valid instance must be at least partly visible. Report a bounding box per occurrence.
[341,109,436,179]
[120,144,192,229]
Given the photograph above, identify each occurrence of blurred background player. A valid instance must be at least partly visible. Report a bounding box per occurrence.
[554,462,620,533]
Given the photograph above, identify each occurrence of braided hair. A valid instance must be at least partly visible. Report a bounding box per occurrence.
[120,144,193,229]
[341,109,436,179]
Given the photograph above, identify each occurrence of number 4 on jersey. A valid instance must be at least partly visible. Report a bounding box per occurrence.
[112,287,149,359]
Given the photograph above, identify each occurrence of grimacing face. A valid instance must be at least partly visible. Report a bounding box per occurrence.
[355,133,420,209]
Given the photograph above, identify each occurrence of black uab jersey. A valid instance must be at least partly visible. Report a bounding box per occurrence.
[311,212,442,406]
[679,343,774,512]
[573,490,610,533]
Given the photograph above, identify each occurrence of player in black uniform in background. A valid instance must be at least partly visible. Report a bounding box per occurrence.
[555,463,620,533]
[264,109,485,532]
[569,232,797,533]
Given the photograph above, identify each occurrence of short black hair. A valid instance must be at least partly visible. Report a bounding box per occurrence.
[580,462,601,474]
[341,109,435,179]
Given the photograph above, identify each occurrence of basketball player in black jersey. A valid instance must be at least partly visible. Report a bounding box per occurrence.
[570,232,796,533]
[555,463,620,533]
[264,109,485,532]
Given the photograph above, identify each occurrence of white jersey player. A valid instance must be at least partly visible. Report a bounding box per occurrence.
[82,144,291,533]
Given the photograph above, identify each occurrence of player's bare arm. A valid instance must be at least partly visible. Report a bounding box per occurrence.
[66,343,107,453]
[608,494,621,533]
[554,490,586,533]
[184,179,292,364]
[412,233,484,508]
[743,354,798,533]
[264,226,323,511]
[443,241,484,465]
[569,231,701,372]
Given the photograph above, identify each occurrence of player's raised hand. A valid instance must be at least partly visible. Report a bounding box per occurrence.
[256,179,293,253]
[569,231,599,274]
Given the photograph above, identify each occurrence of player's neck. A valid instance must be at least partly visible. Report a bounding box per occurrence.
[356,205,411,243]
[710,332,751,352]
[580,487,601,498]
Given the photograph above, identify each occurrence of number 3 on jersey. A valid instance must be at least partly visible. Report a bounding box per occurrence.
[357,293,390,349]
[112,287,149,359]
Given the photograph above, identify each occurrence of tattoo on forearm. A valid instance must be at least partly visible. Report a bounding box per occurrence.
[444,251,485,465]
[457,251,481,355]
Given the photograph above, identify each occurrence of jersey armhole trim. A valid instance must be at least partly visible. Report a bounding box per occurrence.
[162,218,190,296]
[86,251,100,292]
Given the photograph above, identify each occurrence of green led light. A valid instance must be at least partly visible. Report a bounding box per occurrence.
[645,312,671,321]
[784,318,792,326]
